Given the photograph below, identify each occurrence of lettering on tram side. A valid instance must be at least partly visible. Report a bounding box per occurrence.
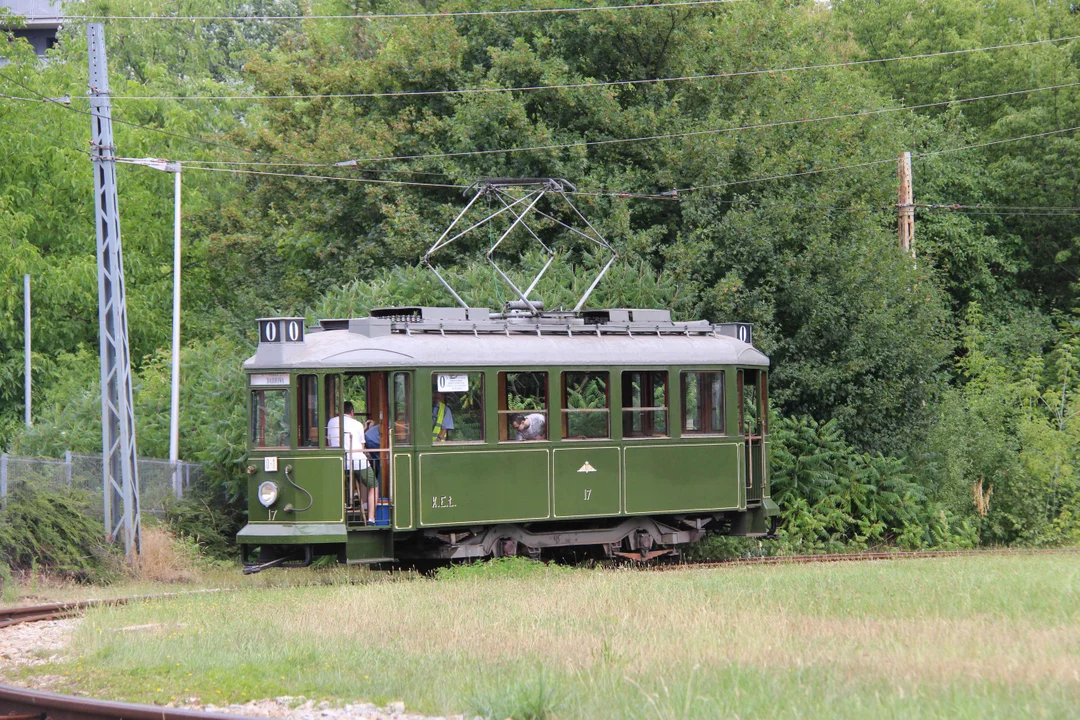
[584,488,592,501]
[269,510,277,521]
[431,495,457,509]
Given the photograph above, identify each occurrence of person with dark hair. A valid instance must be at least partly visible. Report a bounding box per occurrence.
[327,401,376,525]
[511,412,546,441]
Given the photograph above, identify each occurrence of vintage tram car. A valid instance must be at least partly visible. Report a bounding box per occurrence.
[239,305,775,569]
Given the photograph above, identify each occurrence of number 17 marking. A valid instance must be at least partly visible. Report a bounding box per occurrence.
[584,488,592,501]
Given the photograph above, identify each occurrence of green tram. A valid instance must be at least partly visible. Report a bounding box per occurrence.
[239,305,776,570]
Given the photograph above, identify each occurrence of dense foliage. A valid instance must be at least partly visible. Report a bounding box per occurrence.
[0,479,116,580]
[2,0,1079,556]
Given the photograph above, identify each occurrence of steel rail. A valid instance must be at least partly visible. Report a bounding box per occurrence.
[0,590,243,720]
[655,546,1080,571]
[0,600,108,629]
[0,684,246,720]
[0,590,225,629]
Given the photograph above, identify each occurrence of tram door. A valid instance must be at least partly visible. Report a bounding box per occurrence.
[328,372,391,513]
[738,370,768,503]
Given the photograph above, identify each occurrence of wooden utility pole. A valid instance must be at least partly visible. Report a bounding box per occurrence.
[897,151,915,257]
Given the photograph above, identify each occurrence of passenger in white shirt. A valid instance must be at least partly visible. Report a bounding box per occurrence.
[511,412,546,441]
[327,401,376,524]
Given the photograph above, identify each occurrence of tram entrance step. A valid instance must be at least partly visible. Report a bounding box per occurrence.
[346,529,393,563]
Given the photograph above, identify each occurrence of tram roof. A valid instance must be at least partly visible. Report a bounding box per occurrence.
[244,307,770,371]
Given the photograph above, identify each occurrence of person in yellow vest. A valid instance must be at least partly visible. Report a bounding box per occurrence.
[432,391,454,442]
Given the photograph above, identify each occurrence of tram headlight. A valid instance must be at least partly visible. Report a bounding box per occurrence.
[258,481,279,508]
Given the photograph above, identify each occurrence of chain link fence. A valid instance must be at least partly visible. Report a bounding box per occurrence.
[0,452,206,519]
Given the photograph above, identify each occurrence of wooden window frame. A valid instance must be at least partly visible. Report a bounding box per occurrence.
[561,370,611,440]
[432,371,486,444]
[498,370,550,443]
[680,370,725,436]
[620,370,669,439]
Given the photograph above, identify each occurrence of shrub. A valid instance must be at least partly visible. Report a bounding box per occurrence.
[0,479,117,582]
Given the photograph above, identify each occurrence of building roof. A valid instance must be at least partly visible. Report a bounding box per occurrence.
[244,307,770,371]
[1,0,62,28]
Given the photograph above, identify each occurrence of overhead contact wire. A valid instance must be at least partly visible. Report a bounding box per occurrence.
[61,0,746,22]
[105,34,1080,103]
[330,81,1080,164]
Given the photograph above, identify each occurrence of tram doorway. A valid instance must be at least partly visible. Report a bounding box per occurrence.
[327,371,392,523]
[738,369,768,503]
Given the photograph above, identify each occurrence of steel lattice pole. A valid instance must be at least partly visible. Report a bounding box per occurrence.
[88,23,141,558]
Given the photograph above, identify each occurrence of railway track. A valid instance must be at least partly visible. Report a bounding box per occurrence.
[0,591,244,720]
[0,600,110,629]
[0,684,245,720]
[657,546,1079,570]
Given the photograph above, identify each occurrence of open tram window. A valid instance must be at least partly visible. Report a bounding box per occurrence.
[393,372,412,445]
[324,374,341,447]
[343,373,370,426]
[432,372,485,443]
[621,371,668,438]
[562,371,609,439]
[741,370,765,437]
[681,371,725,435]
[297,375,319,447]
[251,388,290,449]
[498,371,548,442]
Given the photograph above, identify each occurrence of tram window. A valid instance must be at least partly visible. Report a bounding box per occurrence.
[621,371,668,438]
[743,371,762,436]
[324,374,341,447]
[297,375,319,447]
[499,371,548,441]
[681,371,725,435]
[251,389,289,449]
[393,372,411,445]
[432,372,485,443]
[562,371,609,439]
[343,373,370,426]
[760,372,769,435]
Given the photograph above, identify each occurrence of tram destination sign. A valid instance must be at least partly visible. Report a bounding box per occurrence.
[436,374,470,393]
[258,317,305,344]
[251,373,289,387]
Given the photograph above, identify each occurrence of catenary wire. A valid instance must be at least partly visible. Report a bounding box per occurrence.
[176,121,1080,204]
[329,81,1080,164]
[180,164,470,189]
[0,69,264,156]
[148,79,1080,180]
[917,125,1080,157]
[61,0,746,22]
[594,125,1080,195]
[62,81,1078,176]
[119,160,1080,217]
[0,92,43,102]
[104,34,1080,103]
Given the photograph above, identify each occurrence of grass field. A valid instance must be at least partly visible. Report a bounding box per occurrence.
[12,554,1080,719]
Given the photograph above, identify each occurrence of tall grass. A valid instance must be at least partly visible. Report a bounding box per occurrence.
[15,554,1080,719]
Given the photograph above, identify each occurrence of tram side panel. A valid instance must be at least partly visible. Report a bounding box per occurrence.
[622,443,741,514]
[419,448,551,527]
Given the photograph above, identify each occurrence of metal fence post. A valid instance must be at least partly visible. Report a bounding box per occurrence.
[65,450,73,486]
[0,454,8,510]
